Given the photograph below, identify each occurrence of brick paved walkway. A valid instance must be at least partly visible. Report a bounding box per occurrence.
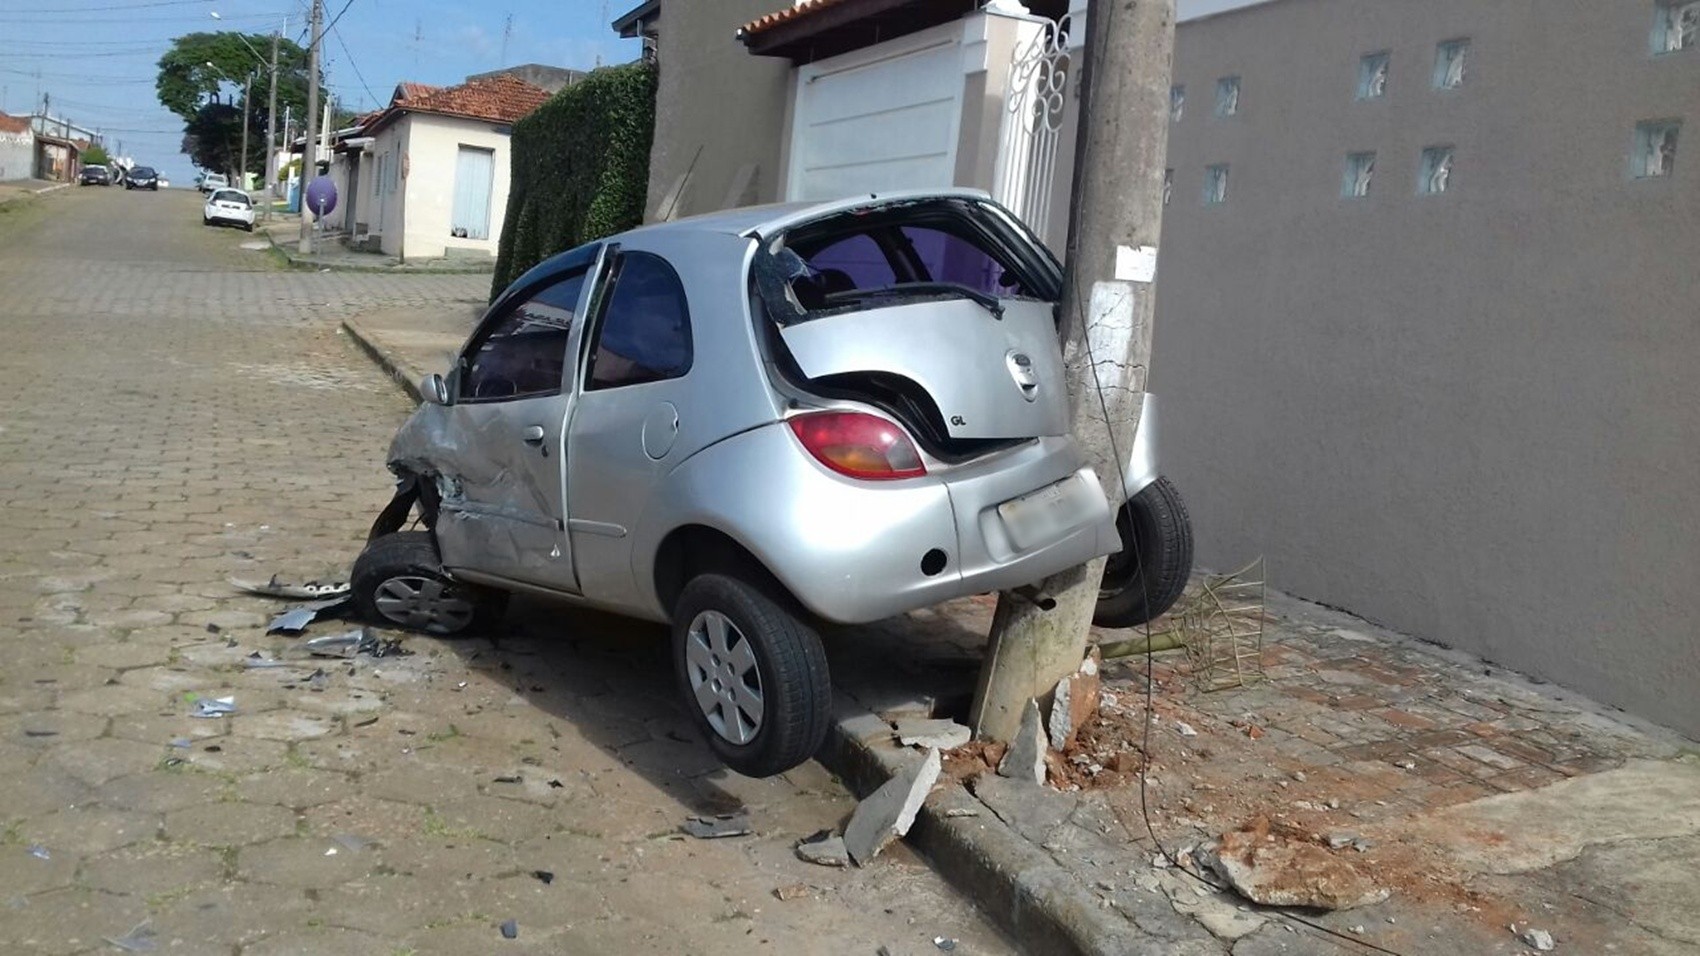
[0,189,1013,955]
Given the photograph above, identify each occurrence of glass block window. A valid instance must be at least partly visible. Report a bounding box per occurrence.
[1215,76,1240,117]
[1357,52,1390,100]
[1653,2,1699,53]
[1342,152,1376,198]
[1163,169,1173,206]
[1418,146,1454,195]
[1170,85,1185,121]
[1433,39,1469,89]
[1633,121,1681,178]
[1203,164,1229,205]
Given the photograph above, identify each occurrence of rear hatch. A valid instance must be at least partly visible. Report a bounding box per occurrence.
[751,195,1067,460]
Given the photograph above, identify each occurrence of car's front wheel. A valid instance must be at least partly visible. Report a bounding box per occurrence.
[672,573,830,778]
[351,531,507,637]
[1094,476,1195,629]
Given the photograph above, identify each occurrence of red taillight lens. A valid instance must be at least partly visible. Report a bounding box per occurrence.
[788,411,927,481]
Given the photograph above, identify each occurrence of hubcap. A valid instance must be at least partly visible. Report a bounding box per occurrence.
[684,610,764,746]
[372,575,476,634]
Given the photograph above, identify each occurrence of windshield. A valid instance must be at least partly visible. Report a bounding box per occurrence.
[133,167,155,176]
[751,198,1056,326]
[211,189,250,205]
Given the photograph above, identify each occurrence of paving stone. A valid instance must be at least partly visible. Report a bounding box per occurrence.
[80,841,225,897]
[236,835,374,888]
[42,736,158,787]
[232,767,351,809]
[230,710,339,742]
[0,886,151,956]
[163,801,299,847]
[18,805,156,857]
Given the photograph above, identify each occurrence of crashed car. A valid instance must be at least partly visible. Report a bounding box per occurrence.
[353,189,1193,777]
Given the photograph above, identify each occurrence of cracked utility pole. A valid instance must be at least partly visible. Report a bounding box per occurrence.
[970,0,1177,742]
[297,0,322,255]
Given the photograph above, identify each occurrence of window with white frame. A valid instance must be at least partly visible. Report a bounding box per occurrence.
[1433,39,1469,89]
[1653,1,1699,53]
[1418,146,1454,194]
[1357,52,1390,100]
[1215,76,1240,116]
[1203,164,1229,204]
[1342,152,1376,198]
[1170,85,1185,121]
[1633,121,1681,178]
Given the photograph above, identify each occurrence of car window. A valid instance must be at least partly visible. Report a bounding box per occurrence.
[895,225,1015,297]
[586,252,692,390]
[212,190,250,205]
[783,212,1032,313]
[458,270,587,402]
[801,233,897,293]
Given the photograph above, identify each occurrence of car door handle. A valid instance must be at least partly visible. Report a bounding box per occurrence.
[521,425,547,446]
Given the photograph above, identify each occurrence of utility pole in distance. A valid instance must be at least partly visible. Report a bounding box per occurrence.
[297,0,322,254]
[264,26,279,220]
[969,0,1178,742]
[238,72,251,187]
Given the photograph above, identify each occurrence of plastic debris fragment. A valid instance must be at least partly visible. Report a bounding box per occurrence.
[103,919,157,952]
[27,845,49,860]
[499,918,519,940]
[230,575,352,600]
[189,696,237,718]
[682,811,752,839]
[266,596,351,634]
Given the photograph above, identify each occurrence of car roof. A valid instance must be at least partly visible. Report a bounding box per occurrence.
[624,188,995,241]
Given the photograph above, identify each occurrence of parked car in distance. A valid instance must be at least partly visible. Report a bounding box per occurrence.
[199,172,228,193]
[203,188,255,231]
[79,165,111,186]
[125,166,159,191]
[352,189,1194,778]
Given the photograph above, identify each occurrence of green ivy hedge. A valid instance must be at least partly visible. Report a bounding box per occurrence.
[491,62,657,298]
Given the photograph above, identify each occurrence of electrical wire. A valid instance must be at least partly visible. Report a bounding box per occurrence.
[330,23,376,108]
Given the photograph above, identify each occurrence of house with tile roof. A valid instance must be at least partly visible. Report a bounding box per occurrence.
[327,71,553,261]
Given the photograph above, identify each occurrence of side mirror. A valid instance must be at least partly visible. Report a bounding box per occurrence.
[420,373,451,406]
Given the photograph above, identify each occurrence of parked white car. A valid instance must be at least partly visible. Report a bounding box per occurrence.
[203,188,255,231]
[199,172,229,193]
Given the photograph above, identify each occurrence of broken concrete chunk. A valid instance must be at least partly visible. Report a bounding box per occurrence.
[893,717,972,751]
[795,831,849,867]
[681,811,752,839]
[844,747,942,865]
[773,883,811,901]
[1201,821,1389,911]
[1518,927,1556,951]
[996,700,1047,785]
[1048,647,1102,751]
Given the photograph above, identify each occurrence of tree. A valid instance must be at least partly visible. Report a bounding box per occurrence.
[155,31,311,176]
[82,144,111,166]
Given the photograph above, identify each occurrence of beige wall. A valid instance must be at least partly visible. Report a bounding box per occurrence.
[1153,0,1700,736]
[392,114,514,261]
[645,0,793,220]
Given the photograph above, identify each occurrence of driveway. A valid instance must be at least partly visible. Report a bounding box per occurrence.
[0,188,1013,954]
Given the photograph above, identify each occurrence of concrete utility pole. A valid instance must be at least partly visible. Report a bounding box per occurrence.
[298,0,322,254]
[969,0,1178,742]
[264,28,279,219]
[238,73,251,187]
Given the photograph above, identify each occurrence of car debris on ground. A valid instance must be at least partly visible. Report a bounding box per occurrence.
[266,596,351,634]
[498,918,518,940]
[681,811,753,839]
[102,919,157,953]
[187,695,237,718]
[229,575,351,600]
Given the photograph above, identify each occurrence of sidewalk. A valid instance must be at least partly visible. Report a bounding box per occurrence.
[260,219,497,275]
[341,314,1700,955]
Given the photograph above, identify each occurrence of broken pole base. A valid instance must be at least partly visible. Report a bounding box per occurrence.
[969,557,1104,743]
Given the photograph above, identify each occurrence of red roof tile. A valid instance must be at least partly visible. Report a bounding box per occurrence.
[0,111,30,135]
[395,81,442,103]
[739,0,857,37]
[369,74,551,134]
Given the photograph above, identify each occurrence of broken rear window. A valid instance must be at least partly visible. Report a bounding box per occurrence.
[753,198,1056,326]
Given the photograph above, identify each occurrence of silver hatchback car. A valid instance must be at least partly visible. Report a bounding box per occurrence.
[353,190,1192,776]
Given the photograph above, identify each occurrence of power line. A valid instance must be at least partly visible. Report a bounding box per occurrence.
[330,24,376,109]
[322,0,357,37]
[0,0,224,12]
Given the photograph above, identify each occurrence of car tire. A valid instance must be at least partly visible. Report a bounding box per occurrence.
[202,217,211,226]
[672,573,831,778]
[351,531,506,637]
[1094,476,1194,629]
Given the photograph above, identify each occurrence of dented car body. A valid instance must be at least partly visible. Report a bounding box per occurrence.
[359,189,1190,776]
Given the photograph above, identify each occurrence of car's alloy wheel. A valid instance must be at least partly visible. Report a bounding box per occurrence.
[684,610,765,745]
[672,573,830,778]
[351,531,505,637]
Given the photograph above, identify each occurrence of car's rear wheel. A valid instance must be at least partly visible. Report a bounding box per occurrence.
[672,573,830,778]
[1095,476,1194,629]
[351,531,506,637]
[244,222,253,232]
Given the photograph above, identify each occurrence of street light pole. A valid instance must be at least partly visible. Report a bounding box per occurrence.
[298,0,322,254]
[264,28,279,219]
[238,72,251,187]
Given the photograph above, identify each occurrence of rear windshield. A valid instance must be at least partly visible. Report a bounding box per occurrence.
[751,198,1057,326]
[211,189,250,205]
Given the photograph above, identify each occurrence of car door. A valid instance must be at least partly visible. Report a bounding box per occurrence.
[565,247,695,607]
[431,266,591,591]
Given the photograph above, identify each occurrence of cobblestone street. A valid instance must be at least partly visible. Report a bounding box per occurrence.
[0,189,1014,954]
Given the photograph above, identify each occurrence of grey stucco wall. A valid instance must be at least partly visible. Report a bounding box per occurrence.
[645,0,793,220]
[1153,0,1700,736]
[0,132,35,182]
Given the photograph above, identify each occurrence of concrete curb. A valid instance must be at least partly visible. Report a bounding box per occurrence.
[341,315,424,404]
[340,318,1145,954]
[267,228,495,274]
[31,182,72,195]
[823,708,1161,956]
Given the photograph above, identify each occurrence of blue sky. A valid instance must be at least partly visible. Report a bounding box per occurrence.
[0,0,1262,186]
[0,0,639,183]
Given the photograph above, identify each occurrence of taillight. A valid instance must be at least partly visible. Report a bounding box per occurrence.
[788,411,927,481]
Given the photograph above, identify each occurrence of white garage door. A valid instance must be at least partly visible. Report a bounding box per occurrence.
[787,36,963,202]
